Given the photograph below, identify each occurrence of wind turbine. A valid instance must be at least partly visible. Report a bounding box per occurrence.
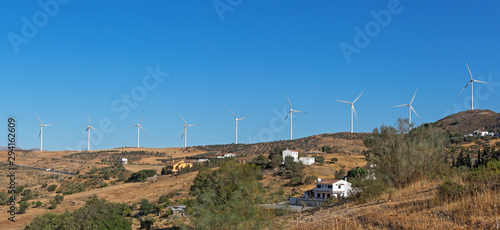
[179,114,199,148]
[227,108,251,144]
[36,114,52,152]
[84,114,101,151]
[284,95,307,140]
[335,91,364,133]
[460,62,489,110]
[393,89,420,129]
[130,112,147,148]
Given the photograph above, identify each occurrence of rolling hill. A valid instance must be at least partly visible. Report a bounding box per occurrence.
[433,109,500,135]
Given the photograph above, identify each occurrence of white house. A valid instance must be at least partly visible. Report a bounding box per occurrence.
[282,149,299,164]
[120,158,128,165]
[303,178,352,200]
[198,158,209,162]
[299,157,315,166]
[224,153,236,158]
[473,129,489,136]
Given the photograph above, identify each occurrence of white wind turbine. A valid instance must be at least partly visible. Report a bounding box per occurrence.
[179,114,199,148]
[130,112,147,148]
[284,95,307,140]
[335,91,364,133]
[84,114,101,151]
[36,114,52,152]
[227,108,251,144]
[393,89,420,129]
[460,62,489,110]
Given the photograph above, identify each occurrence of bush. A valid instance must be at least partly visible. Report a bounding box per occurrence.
[35,201,42,208]
[315,156,325,165]
[49,203,57,210]
[330,158,338,164]
[54,194,64,204]
[351,178,388,203]
[15,186,25,194]
[139,199,154,216]
[18,201,29,213]
[26,195,132,229]
[334,169,346,179]
[47,184,57,192]
[304,175,318,184]
[347,167,368,179]
[127,170,157,182]
[140,217,156,230]
[363,118,446,188]
[436,180,468,202]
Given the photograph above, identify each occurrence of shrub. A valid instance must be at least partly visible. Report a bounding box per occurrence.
[18,201,29,213]
[436,180,467,201]
[315,156,325,165]
[334,169,346,179]
[139,199,154,216]
[330,158,338,164]
[304,175,318,184]
[363,118,446,188]
[347,167,368,179]
[140,217,156,230]
[127,170,157,182]
[49,202,57,210]
[47,184,57,192]
[35,201,42,208]
[351,178,388,203]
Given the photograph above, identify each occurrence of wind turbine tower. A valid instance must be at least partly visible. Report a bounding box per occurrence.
[393,89,420,129]
[130,112,147,148]
[284,95,307,140]
[228,108,251,144]
[460,62,489,110]
[36,114,52,152]
[335,91,364,133]
[179,114,200,148]
[84,114,101,151]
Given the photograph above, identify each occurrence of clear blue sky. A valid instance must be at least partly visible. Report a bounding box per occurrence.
[1,1,499,150]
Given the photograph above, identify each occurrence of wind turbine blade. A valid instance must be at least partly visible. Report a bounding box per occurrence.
[84,127,90,133]
[239,115,252,120]
[139,111,144,124]
[129,125,137,128]
[188,124,200,127]
[180,127,185,140]
[473,79,489,84]
[410,88,418,104]
[293,110,307,114]
[411,106,420,119]
[284,111,291,120]
[227,108,237,118]
[393,104,409,107]
[91,127,101,132]
[335,100,352,104]
[466,62,473,80]
[286,94,292,108]
[38,130,41,138]
[36,114,42,124]
[87,113,91,125]
[459,81,471,94]
[140,125,148,137]
[179,113,187,125]
[352,105,358,120]
[353,91,364,103]
[44,124,53,127]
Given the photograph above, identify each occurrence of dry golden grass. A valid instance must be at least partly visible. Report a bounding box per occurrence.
[289,179,500,230]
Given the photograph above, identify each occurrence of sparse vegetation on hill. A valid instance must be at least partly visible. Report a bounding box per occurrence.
[434,109,500,135]
[25,195,132,230]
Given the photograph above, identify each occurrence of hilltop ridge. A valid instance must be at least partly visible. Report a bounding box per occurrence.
[434,109,500,134]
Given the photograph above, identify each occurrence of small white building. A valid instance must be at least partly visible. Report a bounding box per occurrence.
[299,157,315,166]
[120,158,128,165]
[303,178,352,199]
[198,158,209,162]
[224,153,236,158]
[282,149,299,164]
[473,129,489,136]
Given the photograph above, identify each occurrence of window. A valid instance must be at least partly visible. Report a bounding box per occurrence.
[327,185,332,189]
[317,185,321,188]
[338,185,342,189]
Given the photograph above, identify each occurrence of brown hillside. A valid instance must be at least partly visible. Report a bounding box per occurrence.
[434,109,500,134]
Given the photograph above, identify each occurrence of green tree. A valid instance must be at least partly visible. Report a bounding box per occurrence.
[347,166,368,179]
[35,201,42,208]
[363,118,446,188]
[269,153,282,169]
[315,156,325,165]
[18,201,29,213]
[249,154,269,168]
[140,217,156,230]
[330,158,338,164]
[26,195,132,230]
[189,159,280,229]
[139,199,154,216]
[47,184,57,192]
